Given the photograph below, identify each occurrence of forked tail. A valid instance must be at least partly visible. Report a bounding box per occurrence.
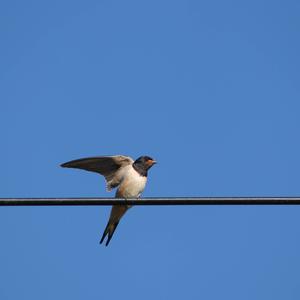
[100,221,120,246]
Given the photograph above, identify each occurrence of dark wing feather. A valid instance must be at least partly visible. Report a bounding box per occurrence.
[61,155,134,190]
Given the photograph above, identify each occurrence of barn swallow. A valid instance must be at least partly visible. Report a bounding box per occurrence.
[61,155,156,246]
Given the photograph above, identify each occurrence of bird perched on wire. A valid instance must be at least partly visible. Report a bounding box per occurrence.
[61,155,156,246]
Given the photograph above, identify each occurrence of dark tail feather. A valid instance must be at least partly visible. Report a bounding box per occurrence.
[100,222,110,245]
[99,221,119,246]
[105,222,119,246]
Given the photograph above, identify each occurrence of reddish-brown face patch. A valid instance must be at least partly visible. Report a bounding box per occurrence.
[146,159,156,166]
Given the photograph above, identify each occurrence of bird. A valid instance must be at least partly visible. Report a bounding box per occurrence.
[60,155,156,246]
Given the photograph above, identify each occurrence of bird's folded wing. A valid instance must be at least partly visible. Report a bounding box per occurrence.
[61,155,134,190]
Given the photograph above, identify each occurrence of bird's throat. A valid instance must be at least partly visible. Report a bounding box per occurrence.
[132,163,148,177]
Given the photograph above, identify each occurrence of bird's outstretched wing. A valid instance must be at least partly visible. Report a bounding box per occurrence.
[61,155,134,191]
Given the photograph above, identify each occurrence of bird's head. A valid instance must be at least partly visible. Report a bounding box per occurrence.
[135,156,156,169]
[133,156,156,176]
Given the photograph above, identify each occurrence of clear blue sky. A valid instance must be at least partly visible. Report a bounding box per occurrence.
[1,0,300,299]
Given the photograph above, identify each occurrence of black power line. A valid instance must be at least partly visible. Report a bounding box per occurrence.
[1,197,300,206]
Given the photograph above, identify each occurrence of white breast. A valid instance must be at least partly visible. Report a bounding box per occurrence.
[116,165,147,198]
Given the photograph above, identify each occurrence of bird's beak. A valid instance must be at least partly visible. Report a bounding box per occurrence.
[150,160,157,165]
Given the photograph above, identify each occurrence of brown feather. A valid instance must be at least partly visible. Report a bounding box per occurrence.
[61,155,134,190]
